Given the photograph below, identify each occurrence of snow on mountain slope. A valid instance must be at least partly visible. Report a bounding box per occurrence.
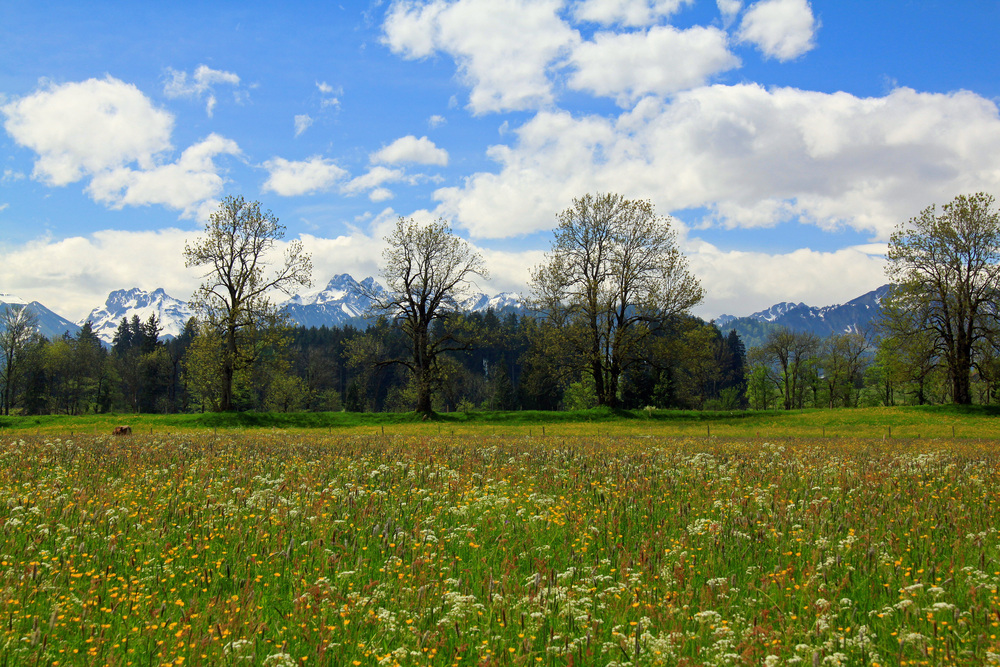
[279,274,378,327]
[716,284,891,341]
[279,274,525,327]
[60,275,527,342]
[79,288,194,343]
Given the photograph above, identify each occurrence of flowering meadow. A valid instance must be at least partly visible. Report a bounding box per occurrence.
[0,433,998,666]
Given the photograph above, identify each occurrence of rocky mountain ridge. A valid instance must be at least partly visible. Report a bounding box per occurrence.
[716,284,891,347]
[69,275,526,343]
[6,280,889,346]
[80,287,196,343]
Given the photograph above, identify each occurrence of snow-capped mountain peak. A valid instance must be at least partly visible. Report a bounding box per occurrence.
[80,287,194,343]
[0,295,81,340]
[279,275,523,326]
[754,301,808,322]
[716,284,891,342]
[71,275,524,341]
[278,274,376,326]
[459,291,523,313]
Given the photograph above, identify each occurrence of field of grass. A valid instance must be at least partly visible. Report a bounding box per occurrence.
[1,431,998,665]
[2,404,1000,440]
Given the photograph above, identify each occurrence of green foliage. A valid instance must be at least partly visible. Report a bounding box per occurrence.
[0,304,42,415]
[530,193,704,408]
[562,374,597,410]
[883,192,1000,404]
[184,195,312,411]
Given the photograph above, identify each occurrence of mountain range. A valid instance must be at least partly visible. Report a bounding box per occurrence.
[716,284,891,348]
[1,274,526,344]
[81,287,196,343]
[0,294,82,341]
[2,278,890,347]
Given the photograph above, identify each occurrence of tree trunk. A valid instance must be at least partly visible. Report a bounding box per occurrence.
[221,322,238,412]
[952,331,973,404]
[606,359,620,409]
[591,358,607,407]
[952,368,972,405]
[221,361,234,412]
[416,368,433,415]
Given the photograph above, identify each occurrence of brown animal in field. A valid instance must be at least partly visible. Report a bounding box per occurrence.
[112,426,132,436]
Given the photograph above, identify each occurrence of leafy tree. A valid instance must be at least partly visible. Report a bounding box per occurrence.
[488,362,518,410]
[264,373,309,412]
[361,217,488,415]
[757,328,820,410]
[41,323,108,415]
[671,320,724,409]
[821,332,869,408]
[182,321,226,412]
[530,193,703,407]
[0,305,40,415]
[882,192,1000,404]
[74,322,110,413]
[563,374,598,410]
[635,317,730,410]
[875,329,940,405]
[744,350,778,410]
[720,330,748,408]
[184,195,311,411]
[112,315,169,412]
[164,318,198,412]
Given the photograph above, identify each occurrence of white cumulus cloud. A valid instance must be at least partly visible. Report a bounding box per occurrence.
[371,135,449,166]
[382,0,578,114]
[2,76,173,186]
[737,0,817,61]
[0,229,197,321]
[343,166,409,195]
[2,77,240,220]
[573,0,693,27]
[368,187,395,202]
[717,0,743,22]
[688,241,887,319]
[87,134,241,220]
[568,25,739,103]
[432,85,1000,241]
[262,156,348,196]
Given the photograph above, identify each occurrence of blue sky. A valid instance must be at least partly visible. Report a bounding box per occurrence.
[2,0,1000,322]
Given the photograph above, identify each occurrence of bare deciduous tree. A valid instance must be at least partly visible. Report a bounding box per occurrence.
[362,217,488,415]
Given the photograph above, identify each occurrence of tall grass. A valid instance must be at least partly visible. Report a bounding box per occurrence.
[0,433,998,665]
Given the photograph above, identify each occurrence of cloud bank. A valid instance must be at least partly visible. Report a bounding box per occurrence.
[433,85,1000,241]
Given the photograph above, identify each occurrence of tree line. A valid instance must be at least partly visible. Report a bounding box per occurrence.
[0,300,748,416]
[2,191,999,415]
